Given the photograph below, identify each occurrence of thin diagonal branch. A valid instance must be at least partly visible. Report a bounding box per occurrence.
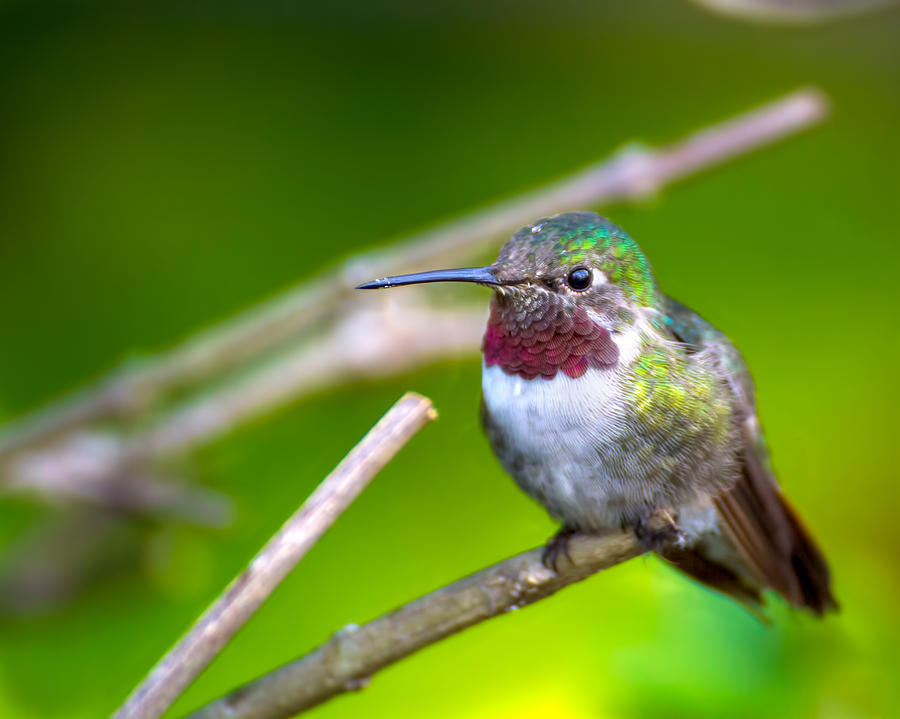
[0,88,828,467]
[112,392,437,719]
[186,531,646,719]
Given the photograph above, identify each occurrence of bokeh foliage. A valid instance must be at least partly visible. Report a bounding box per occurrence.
[0,1,898,717]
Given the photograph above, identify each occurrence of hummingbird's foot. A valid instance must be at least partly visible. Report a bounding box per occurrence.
[542,526,578,572]
[632,510,684,551]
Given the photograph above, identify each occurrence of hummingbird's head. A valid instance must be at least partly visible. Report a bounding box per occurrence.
[359,211,657,318]
[358,212,660,379]
[488,211,658,317]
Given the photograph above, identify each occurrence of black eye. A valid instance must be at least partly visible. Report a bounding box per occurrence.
[566,267,592,291]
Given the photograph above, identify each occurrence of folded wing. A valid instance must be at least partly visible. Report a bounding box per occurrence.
[662,296,837,615]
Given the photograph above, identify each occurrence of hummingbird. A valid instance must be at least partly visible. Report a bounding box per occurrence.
[358,211,836,615]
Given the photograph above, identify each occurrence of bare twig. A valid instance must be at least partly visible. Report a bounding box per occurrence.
[112,393,437,719]
[0,88,828,468]
[129,304,479,460]
[186,531,646,719]
[5,303,481,495]
[689,0,898,23]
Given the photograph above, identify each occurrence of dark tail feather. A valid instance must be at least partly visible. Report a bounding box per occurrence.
[775,492,839,614]
[714,463,838,616]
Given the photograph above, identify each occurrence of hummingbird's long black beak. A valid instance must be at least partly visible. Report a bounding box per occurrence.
[356,266,502,290]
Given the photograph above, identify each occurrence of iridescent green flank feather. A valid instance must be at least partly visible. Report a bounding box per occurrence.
[624,343,733,456]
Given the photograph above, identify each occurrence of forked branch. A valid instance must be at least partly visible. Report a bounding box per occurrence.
[0,88,828,473]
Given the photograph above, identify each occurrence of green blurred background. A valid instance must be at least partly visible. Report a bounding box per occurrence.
[0,1,898,717]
